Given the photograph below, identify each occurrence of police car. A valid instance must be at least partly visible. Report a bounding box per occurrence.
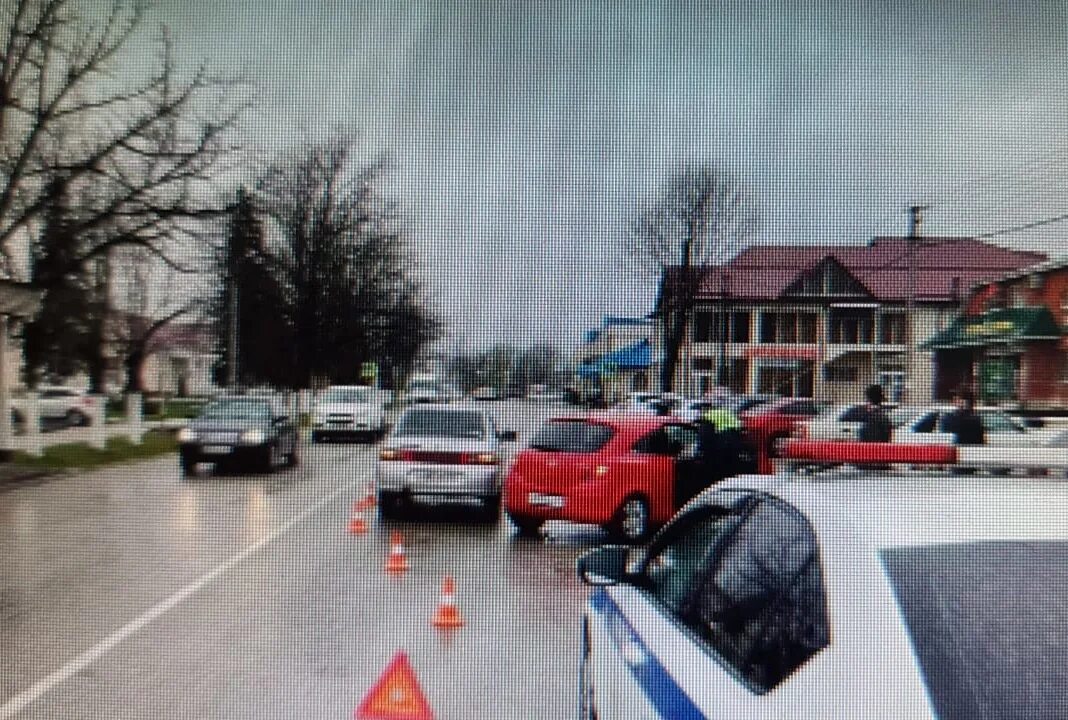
[577,461,1068,719]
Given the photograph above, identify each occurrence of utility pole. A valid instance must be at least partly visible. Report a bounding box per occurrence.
[904,205,928,403]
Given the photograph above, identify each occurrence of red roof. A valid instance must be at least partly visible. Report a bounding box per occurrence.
[697,237,1046,302]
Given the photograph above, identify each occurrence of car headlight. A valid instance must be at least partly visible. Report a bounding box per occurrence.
[240,429,266,445]
[177,427,197,443]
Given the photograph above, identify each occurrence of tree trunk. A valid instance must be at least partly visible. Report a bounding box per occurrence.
[659,306,689,393]
[124,349,145,394]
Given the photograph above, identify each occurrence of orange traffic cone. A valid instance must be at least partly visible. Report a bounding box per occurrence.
[431,575,464,629]
[357,491,376,511]
[348,506,369,535]
[385,531,410,574]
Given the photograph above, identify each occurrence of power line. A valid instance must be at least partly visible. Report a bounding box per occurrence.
[973,210,1068,239]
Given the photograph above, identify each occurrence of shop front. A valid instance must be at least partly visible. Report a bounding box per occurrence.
[923,306,1064,408]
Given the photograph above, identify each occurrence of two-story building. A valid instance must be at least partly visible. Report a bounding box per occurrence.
[925,256,1068,411]
[664,237,1044,403]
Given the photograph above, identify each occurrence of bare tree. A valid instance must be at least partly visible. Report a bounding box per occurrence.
[214,136,440,389]
[2,0,247,387]
[630,163,758,392]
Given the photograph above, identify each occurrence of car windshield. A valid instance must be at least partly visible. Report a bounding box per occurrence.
[200,399,271,421]
[322,388,371,404]
[881,541,1068,720]
[529,420,614,452]
[395,409,484,439]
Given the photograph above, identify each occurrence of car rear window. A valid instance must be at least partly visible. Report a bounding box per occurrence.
[529,420,613,453]
[395,409,484,439]
[881,542,1068,720]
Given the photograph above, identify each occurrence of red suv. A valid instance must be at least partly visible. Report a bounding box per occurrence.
[504,414,705,542]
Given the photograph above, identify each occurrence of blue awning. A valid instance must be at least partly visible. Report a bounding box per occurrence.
[577,363,601,378]
[602,340,652,370]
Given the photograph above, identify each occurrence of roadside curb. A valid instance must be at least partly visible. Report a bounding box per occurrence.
[0,466,58,492]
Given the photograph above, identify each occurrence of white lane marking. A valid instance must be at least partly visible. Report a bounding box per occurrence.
[0,482,351,719]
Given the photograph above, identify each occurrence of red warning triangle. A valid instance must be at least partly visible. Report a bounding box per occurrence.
[355,651,434,720]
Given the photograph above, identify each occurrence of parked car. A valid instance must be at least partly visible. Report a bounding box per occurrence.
[177,397,299,476]
[504,414,707,542]
[576,468,1068,719]
[375,404,516,520]
[892,405,1068,447]
[404,378,442,404]
[470,386,500,401]
[796,402,912,441]
[311,385,386,443]
[11,386,93,429]
[740,397,826,455]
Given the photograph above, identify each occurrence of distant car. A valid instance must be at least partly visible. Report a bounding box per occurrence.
[797,403,911,441]
[177,397,300,476]
[404,379,441,404]
[470,386,500,401]
[740,397,825,455]
[376,404,516,520]
[893,405,1068,447]
[504,414,706,542]
[576,468,1068,719]
[311,385,386,443]
[11,386,93,429]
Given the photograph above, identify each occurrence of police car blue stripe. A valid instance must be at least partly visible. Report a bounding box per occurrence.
[591,589,706,720]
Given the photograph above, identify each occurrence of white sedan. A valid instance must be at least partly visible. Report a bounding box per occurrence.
[578,469,1068,719]
[892,405,1067,447]
[797,403,911,440]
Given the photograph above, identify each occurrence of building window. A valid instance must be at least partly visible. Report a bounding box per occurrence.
[760,313,777,343]
[759,312,818,344]
[731,312,751,343]
[828,309,874,344]
[824,365,858,383]
[693,311,712,343]
[879,313,906,345]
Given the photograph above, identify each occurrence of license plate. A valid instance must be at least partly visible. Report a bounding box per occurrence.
[528,492,565,508]
[202,445,231,455]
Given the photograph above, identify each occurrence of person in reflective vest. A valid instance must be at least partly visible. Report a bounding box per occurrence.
[696,408,756,485]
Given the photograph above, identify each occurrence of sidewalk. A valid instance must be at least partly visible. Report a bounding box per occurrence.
[5,421,152,454]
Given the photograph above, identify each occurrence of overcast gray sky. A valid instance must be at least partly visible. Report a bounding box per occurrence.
[151,0,1068,350]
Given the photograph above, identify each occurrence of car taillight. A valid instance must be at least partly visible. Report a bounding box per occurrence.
[464,452,499,465]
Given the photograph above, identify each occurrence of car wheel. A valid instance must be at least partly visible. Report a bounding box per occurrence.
[377,492,399,520]
[507,512,543,538]
[65,409,87,428]
[258,444,277,473]
[611,495,650,543]
[311,431,322,444]
[285,441,300,468]
[180,458,196,478]
[481,495,501,523]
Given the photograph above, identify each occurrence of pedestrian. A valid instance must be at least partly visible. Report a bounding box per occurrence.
[940,388,985,475]
[857,384,892,443]
[939,388,985,446]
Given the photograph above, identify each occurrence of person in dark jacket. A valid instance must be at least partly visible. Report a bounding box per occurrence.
[857,384,892,443]
[940,389,985,446]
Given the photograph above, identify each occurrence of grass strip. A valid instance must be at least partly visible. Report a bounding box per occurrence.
[11,430,178,471]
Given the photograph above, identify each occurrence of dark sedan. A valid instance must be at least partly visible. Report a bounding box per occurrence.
[177,397,300,476]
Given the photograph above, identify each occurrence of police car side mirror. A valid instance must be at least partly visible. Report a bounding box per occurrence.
[577,545,630,586]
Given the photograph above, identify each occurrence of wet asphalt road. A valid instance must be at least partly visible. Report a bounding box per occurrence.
[0,400,601,719]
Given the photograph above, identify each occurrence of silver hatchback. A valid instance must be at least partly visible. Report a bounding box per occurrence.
[375,404,516,521]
